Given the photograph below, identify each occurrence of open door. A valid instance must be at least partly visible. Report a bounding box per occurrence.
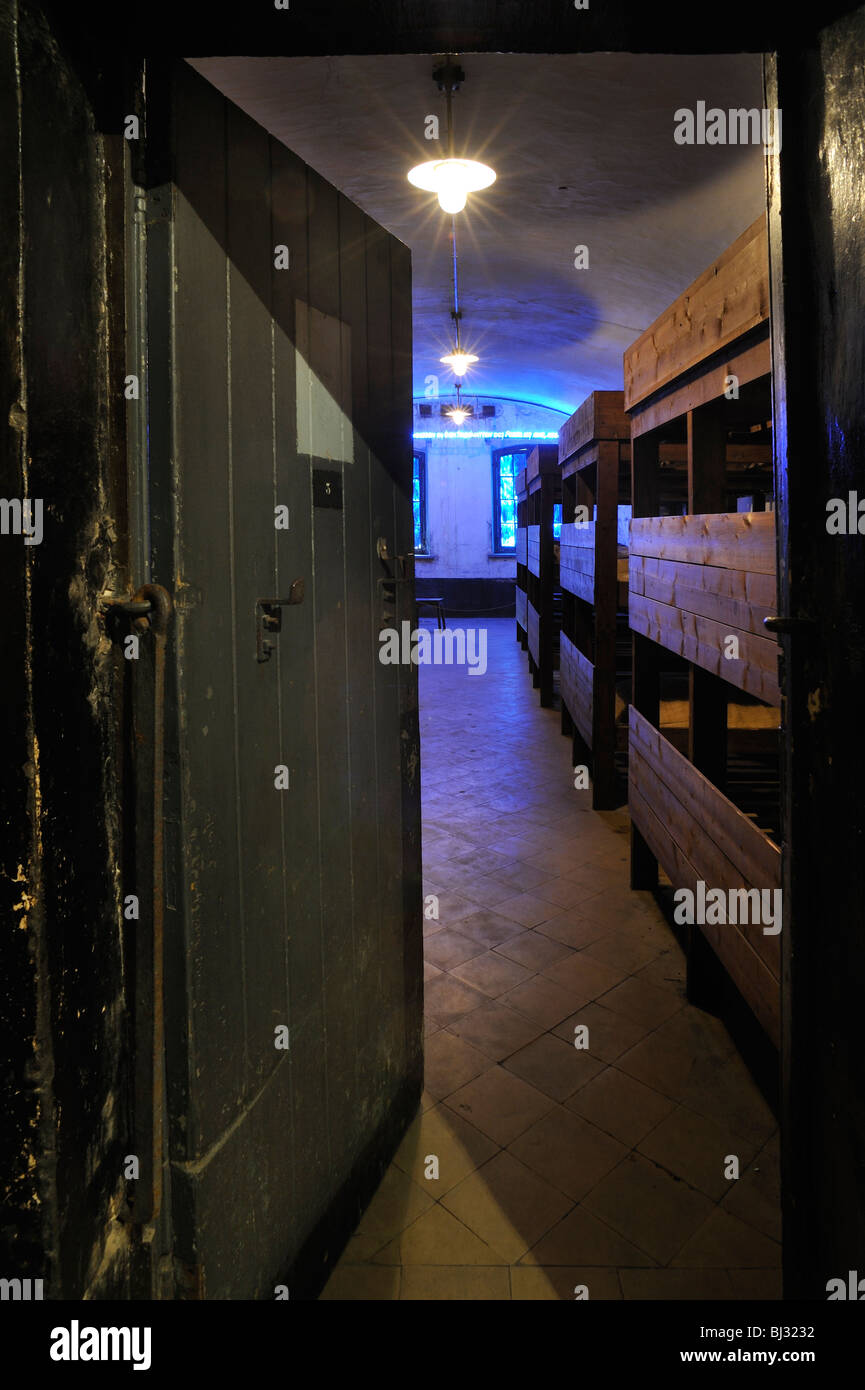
[133,59,422,1298]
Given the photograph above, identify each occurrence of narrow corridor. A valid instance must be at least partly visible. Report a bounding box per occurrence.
[322,620,781,1299]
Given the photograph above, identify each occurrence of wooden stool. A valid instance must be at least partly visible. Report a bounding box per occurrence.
[416,596,446,629]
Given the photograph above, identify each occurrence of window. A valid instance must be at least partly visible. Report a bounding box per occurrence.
[492,448,530,553]
[412,450,428,554]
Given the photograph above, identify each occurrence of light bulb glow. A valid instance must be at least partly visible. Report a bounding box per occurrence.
[407,158,496,214]
[440,351,479,376]
[448,407,470,425]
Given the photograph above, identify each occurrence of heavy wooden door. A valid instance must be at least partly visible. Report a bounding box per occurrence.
[137,60,421,1298]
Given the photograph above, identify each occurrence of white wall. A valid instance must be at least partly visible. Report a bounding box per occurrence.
[414,397,569,580]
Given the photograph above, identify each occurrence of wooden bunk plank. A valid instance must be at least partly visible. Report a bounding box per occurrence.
[629,591,780,704]
[515,587,527,632]
[624,216,769,411]
[630,708,780,892]
[629,336,771,439]
[516,526,527,567]
[527,524,541,578]
[559,388,630,463]
[528,601,540,666]
[628,778,780,1044]
[628,743,779,979]
[630,511,776,574]
[630,554,776,634]
[560,633,593,746]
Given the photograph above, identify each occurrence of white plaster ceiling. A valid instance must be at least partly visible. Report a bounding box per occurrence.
[190,53,766,415]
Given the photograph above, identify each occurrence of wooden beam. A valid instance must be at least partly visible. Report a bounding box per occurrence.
[624,215,769,411]
[629,511,776,574]
[628,336,771,440]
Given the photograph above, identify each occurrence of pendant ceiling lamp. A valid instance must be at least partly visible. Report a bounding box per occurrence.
[407,58,496,216]
[447,383,470,426]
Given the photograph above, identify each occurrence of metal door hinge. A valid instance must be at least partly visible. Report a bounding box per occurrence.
[256,580,305,662]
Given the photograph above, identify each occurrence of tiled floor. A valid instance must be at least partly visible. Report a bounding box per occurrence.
[321,619,781,1301]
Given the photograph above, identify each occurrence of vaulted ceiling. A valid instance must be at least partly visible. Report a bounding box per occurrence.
[191,54,766,415]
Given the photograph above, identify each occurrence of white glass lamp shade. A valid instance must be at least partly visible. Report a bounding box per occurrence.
[440,351,479,376]
[407,158,496,214]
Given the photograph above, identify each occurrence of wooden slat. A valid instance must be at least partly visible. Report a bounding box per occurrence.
[528,601,540,665]
[630,554,776,634]
[628,742,779,979]
[628,778,779,1044]
[624,216,769,411]
[527,524,541,578]
[559,389,629,464]
[559,520,595,602]
[629,336,770,438]
[629,511,776,574]
[656,441,773,465]
[515,468,527,498]
[629,591,780,704]
[560,633,593,745]
[630,707,780,891]
[527,443,560,485]
[516,525,527,567]
[515,586,527,631]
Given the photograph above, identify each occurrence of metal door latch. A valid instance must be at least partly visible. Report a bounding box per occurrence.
[376,538,413,628]
[256,579,305,662]
[763,616,817,634]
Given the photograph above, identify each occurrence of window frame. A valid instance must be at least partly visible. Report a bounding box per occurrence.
[412,448,429,555]
[491,446,530,555]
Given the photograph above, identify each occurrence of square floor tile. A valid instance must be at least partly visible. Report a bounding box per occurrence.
[445,1001,545,1061]
[373,1203,507,1267]
[444,1065,556,1146]
[508,1104,628,1201]
[499,975,586,1030]
[552,1001,654,1062]
[456,908,527,949]
[424,1028,495,1099]
[494,893,562,928]
[670,1208,782,1269]
[582,1152,714,1264]
[399,1266,511,1300]
[566,1065,676,1147]
[392,1102,499,1194]
[442,1151,573,1262]
[595,976,684,1029]
[637,1104,761,1200]
[494,930,574,972]
[541,951,630,1004]
[520,1205,655,1268]
[450,950,535,998]
[424,928,488,971]
[511,1266,623,1300]
[424,973,488,1024]
[503,1033,605,1102]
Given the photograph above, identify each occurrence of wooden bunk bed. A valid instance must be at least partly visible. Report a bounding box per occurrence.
[624,214,781,1048]
[558,390,631,809]
[525,445,561,707]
